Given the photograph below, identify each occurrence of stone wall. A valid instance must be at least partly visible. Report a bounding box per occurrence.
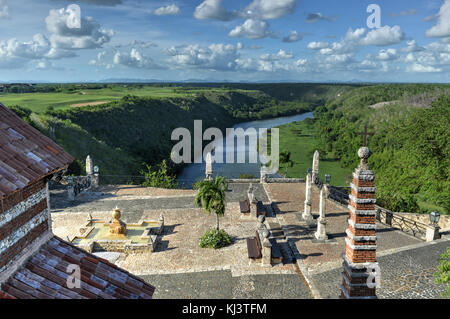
[0,179,49,272]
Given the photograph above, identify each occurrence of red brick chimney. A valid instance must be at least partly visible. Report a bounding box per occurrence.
[340,147,379,299]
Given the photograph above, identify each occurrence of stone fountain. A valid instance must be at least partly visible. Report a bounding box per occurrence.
[70,207,165,253]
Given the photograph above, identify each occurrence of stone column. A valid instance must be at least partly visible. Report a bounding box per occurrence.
[86,155,93,176]
[302,172,313,223]
[340,147,378,299]
[315,185,328,241]
[312,150,319,180]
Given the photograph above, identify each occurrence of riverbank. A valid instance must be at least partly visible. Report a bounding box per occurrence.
[275,119,351,186]
[176,112,315,186]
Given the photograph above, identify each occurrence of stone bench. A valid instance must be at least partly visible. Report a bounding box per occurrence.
[246,230,262,259]
[239,196,251,213]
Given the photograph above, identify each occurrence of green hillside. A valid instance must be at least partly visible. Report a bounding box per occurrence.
[312,84,450,214]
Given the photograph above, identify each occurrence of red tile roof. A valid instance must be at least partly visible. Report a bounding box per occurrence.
[0,236,155,299]
[0,103,74,198]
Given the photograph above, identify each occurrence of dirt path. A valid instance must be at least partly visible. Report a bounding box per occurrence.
[70,101,111,107]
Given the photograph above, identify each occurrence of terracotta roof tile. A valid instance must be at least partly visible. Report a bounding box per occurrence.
[0,236,154,299]
[0,103,74,198]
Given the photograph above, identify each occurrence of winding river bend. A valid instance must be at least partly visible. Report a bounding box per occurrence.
[177,112,314,187]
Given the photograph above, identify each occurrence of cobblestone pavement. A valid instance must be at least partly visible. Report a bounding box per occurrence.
[140,270,312,299]
[311,239,450,299]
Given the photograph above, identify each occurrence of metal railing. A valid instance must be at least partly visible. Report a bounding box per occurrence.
[376,206,428,240]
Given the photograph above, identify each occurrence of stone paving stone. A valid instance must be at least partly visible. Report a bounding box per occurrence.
[312,239,450,299]
[140,270,312,299]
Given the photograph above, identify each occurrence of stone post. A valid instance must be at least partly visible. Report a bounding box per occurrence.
[425,224,440,242]
[315,185,328,241]
[86,155,93,176]
[248,183,258,218]
[260,165,267,183]
[312,150,319,180]
[157,213,165,235]
[261,229,272,266]
[302,172,313,223]
[92,172,99,188]
[67,186,74,201]
[340,147,378,299]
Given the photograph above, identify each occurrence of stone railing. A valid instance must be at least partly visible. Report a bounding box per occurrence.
[226,177,304,184]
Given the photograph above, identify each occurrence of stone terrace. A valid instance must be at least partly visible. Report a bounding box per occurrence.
[49,181,449,299]
[50,182,309,298]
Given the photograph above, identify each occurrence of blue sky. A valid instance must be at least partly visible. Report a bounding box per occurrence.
[0,0,449,82]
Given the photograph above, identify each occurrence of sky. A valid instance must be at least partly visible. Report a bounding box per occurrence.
[0,0,449,83]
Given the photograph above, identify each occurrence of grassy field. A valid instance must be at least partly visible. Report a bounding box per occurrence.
[0,86,260,113]
[277,120,352,186]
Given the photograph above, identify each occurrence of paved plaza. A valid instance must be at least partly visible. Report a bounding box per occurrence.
[49,181,449,299]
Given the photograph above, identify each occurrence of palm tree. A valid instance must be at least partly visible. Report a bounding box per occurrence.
[194,176,227,230]
[280,151,294,177]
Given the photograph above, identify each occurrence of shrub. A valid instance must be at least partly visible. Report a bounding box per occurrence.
[199,228,232,249]
[141,159,177,189]
[434,247,450,298]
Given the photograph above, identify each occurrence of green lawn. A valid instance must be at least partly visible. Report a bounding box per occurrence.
[0,86,258,113]
[276,120,352,186]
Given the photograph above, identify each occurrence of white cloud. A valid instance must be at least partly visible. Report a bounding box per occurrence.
[282,30,304,43]
[389,9,417,17]
[4,34,51,59]
[407,63,442,73]
[153,4,180,16]
[113,48,162,69]
[360,25,404,46]
[402,40,425,52]
[377,48,398,61]
[324,53,353,64]
[0,32,77,69]
[260,49,294,61]
[129,40,157,48]
[228,19,273,39]
[45,7,114,50]
[426,0,450,38]
[244,0,296,20]
[194,0,236,21]
[168,43,240,71]
[307,41,329,50]
[0,0,8,19]
[306,12,336,23]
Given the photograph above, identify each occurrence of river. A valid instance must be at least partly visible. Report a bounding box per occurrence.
[176,112,314,188]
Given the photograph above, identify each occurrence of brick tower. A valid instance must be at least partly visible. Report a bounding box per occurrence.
[340,147,379,299]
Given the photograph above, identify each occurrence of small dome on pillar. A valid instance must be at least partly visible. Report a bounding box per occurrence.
[358,147,371,159]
